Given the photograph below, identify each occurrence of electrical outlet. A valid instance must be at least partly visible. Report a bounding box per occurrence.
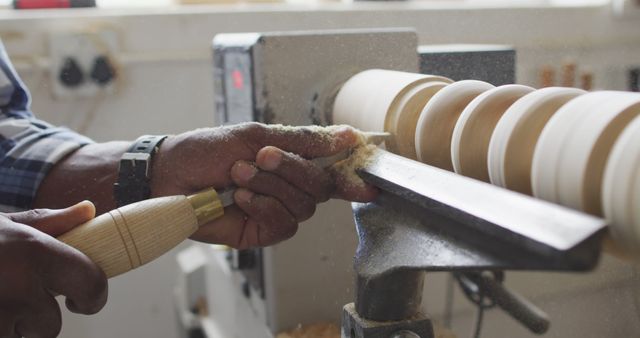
[49,29,119,99]
[612,0,640,19]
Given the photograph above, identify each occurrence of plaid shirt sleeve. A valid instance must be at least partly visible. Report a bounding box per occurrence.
[0,41,94,212]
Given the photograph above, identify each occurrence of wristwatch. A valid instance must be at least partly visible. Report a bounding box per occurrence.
[113,135,168,207]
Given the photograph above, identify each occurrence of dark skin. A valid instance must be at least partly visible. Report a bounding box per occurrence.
[0,202,106,338]
[0,122,377,338]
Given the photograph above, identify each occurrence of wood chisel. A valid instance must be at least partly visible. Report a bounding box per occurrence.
[58,132,388,279]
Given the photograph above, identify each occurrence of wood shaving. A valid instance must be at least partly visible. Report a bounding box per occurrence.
[332,143,379,188]
[286,124,381,188]
[276,322,341,338]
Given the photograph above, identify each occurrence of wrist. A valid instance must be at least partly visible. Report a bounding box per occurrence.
[34,142,129,214]
[149,135,176,198]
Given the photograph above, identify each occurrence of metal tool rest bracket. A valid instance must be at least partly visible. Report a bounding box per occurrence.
[340,150,607,338]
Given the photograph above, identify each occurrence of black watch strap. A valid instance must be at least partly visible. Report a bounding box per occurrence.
[113,135,168,207]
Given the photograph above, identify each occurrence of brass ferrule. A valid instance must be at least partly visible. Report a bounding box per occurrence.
[187,188,224,226]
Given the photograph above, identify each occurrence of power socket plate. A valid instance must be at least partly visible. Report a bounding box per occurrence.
[49,29,118,99]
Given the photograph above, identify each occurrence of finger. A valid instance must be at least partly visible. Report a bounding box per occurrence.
[233,188,299,247]
[239,122,360,158]
[231,161,316,221]
[8,201,96,237]
[189,206,248,246]
[330,167,379,202]
[256,146,335,202]
[15,293,61,338]
[30,235,107,315]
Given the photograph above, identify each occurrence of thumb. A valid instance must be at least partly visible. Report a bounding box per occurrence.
[8,201,96,237]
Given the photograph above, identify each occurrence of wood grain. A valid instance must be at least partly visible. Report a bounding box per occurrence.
[451,84,534,182]
[59,195,199,278]
[416,80,494,170]
[487,87,585,195]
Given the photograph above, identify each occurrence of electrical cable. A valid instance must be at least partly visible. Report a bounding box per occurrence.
[471,293,485,338]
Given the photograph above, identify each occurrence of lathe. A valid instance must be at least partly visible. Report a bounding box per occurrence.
[172,28,640,338]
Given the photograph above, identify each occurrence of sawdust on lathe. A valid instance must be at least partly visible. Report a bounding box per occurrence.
[276,322,340,338]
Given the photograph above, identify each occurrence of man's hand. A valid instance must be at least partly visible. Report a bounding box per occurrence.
[35,123,378,250]
[150,123,378,249]
[0,202,108,338]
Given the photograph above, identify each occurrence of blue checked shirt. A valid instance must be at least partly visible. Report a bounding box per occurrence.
[0,41,93,212]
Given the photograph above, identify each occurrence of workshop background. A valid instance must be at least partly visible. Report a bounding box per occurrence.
[0,0,639,337]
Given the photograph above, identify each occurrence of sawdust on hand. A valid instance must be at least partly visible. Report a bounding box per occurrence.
[266,123,353,152]
[267,124,348,134]
[231,122,382,188]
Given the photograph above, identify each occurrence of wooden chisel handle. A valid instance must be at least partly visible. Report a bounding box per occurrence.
[58,189,224,278]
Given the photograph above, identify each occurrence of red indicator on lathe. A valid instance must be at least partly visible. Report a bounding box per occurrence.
[232,70,244,89]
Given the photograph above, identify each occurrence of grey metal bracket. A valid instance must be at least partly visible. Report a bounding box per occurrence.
[355,149,607,275]
[344,149,608,336]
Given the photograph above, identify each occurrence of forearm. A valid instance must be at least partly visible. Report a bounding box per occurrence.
[33,142,129,215]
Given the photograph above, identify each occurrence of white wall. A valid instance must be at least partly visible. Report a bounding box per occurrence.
[0,2,639,338]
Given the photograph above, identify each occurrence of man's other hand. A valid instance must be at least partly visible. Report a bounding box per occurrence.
[0,202,108,338]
